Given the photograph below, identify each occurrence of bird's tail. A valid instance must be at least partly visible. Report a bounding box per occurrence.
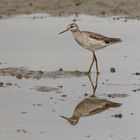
[109,37,122,44]
[109,102,122,108]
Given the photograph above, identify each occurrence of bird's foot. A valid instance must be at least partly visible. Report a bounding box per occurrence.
[87,71,100,75]
[87,71,91,76]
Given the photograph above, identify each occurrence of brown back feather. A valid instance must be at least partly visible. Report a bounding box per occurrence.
[88,31,122,44]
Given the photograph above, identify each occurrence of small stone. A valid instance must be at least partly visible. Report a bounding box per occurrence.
[102,82,105,85]
[112,113,123,118]
[11,73,15,76]
[101,11,106,15]
[106,79,109,82]
[132,89,140,92]
[113,17,116,20]
[40,130,46,134]
[21,112,27,114]
[110,67,116,73]
[84,93,88,97]
[6,83,12,86]
[16,129,27,133]
[50,97,53,99]
[130,112,134,115]
[0,82,4,87]
[135,72,140,75]
[85,135,91,138]
[82,84,86,86]
[58,85,63,88]
[58,68,63,71]
[29,3,33,6]
[73,19,77,22]
[75,2,81,6]
[116,17,120,20]
[132,89,137,92]
[39,70,43,74]
[16,74,23,79]
[61,94,67,98]
[33,104,42,107]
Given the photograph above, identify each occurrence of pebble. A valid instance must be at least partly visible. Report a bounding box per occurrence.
[16,74,23,79]
[135,72,140,75]
[0,82,4,87]
[61,94,67,98]
[39,70,43,74]
[84,93,88,97]
[110,67,116,73]
[58,68,63,71]
[112,113,123,118]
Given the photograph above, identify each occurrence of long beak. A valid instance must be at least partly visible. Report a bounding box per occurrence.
[60,115,69,121]
[59,29,68,34]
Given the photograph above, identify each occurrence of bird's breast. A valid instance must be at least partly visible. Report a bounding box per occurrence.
[73,33,91,49]
[73,32,107,51]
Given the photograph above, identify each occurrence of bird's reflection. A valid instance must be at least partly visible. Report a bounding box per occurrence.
[60,74,122,125]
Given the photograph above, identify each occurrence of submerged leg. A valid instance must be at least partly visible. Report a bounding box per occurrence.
[93,51,100,75]
[88,52,94,75]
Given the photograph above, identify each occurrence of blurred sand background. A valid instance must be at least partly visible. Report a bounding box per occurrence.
[0,0,140,17]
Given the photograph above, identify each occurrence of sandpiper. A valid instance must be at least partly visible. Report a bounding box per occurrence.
[59,23,122,74]
[60,97,121,125]
[60,74,122,125]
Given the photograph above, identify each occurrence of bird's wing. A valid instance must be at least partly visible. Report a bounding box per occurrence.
[89,32,105,40]
[88,32,122,44]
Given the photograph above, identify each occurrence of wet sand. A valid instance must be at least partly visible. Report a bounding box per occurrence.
[1,0,140,17]
[0,67,87,79]
[0,14,140,140]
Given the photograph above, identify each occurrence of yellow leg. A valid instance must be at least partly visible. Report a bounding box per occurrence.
[93,51,100,75]
[88,71,99,97]
[88,52,94,75]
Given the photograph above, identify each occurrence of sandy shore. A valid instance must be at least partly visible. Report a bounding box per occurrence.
[0,0,140,17]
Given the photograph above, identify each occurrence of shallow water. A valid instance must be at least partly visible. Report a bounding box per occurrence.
[0,14,140,140]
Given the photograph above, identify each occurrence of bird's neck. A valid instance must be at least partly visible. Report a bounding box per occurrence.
[71,29,80,34]
[70,115,80,123]
[71,30,80,38]
[73,111,81,119]
[72,30,81,42]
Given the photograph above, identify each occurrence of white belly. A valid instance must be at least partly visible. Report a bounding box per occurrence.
[74,35,108,51]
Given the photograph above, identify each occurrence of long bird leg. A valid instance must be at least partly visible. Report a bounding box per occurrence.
[88,73,99,97]
[88,52,95,75]
[93,51,100,75]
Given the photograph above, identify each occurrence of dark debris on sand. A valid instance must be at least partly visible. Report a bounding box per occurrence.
[112,113,123,118]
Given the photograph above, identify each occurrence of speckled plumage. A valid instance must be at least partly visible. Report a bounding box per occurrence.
[59,23,122,74]
[73,30,122,51]
[60,74,122,125]
[60,96,122,125]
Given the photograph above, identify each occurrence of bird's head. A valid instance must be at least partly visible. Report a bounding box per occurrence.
[60,115,79,125]
[59,23,79,34]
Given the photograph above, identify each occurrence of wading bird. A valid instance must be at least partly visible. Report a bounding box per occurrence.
[59,23,122,75]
